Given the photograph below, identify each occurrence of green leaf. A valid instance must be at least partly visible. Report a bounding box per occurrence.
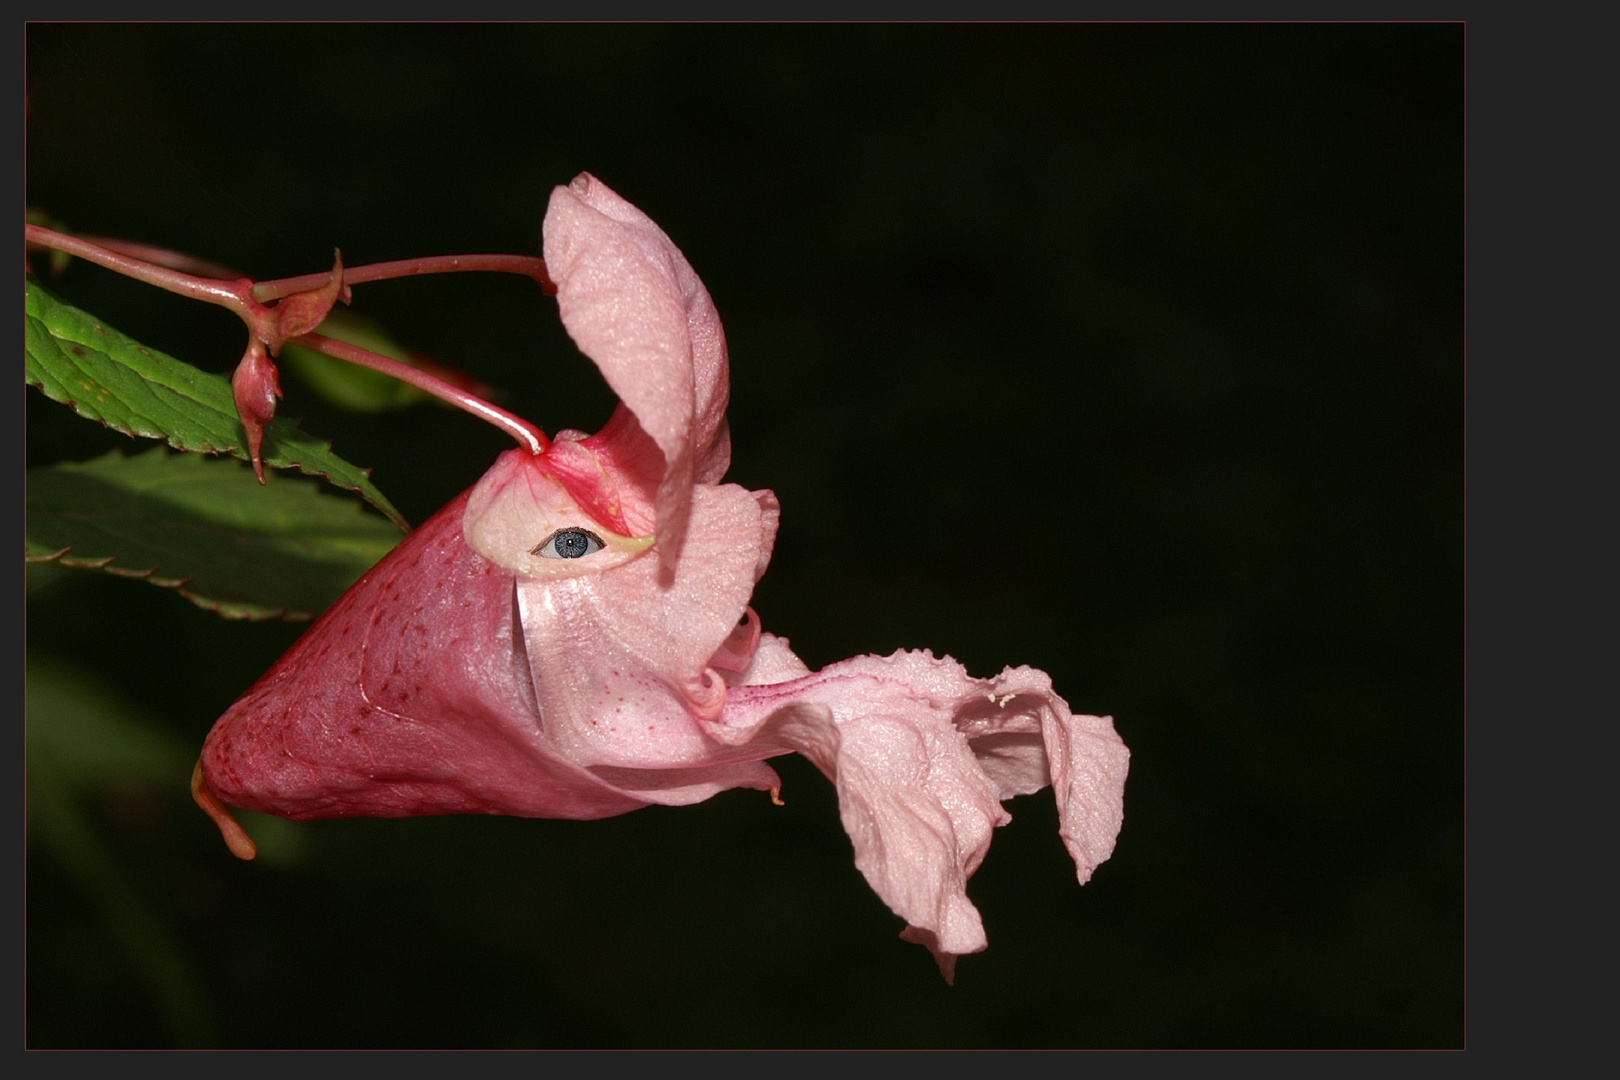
[26,447,404,621]
[25,276,408,530]
[279,307,435,412]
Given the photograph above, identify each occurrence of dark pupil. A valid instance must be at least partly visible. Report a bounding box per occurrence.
[553,530,592,559]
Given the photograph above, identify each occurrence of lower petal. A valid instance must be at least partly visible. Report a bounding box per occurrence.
[707,650,1127,976]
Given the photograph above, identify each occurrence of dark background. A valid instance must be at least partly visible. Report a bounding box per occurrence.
[24,23,1462,1048]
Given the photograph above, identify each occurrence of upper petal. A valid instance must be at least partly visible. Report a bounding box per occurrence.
[543,173,731,574]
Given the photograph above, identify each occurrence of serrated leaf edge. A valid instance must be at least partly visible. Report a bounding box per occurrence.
[27,367,408,533]
[25,280,410,532]
[25,544,313,623]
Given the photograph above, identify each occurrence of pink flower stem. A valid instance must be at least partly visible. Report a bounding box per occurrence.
[291,332,549,454]
[71,236,246,280]
[253,254,558,302]
[25,223,255,317]
[26,222,555,455]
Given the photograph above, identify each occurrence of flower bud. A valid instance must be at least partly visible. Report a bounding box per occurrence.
[231,339,281,483]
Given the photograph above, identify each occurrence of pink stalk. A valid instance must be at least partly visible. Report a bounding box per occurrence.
[254,254,557,302]
[292,332,548,454]
[26,222,552,456]
[25,223,256,316]
[71,236,244,280]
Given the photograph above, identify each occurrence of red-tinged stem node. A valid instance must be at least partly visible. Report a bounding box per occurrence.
[191,760,258,861]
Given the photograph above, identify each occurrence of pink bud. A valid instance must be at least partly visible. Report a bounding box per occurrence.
[231,338,281,483]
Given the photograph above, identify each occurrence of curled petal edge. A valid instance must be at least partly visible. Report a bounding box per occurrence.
[702,648,1130,981]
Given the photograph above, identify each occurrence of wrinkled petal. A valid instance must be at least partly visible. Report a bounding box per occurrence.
[694,650,1129,979]
[946,665,1129,884]
[544,173,731,573]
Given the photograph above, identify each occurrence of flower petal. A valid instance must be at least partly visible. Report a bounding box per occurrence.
[543,173,731,573]
[945,665,1129,882]
[548,406,662,538]
[695,650,1128,979]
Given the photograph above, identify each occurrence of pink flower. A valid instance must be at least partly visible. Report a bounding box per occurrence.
[197,173,1129,980]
